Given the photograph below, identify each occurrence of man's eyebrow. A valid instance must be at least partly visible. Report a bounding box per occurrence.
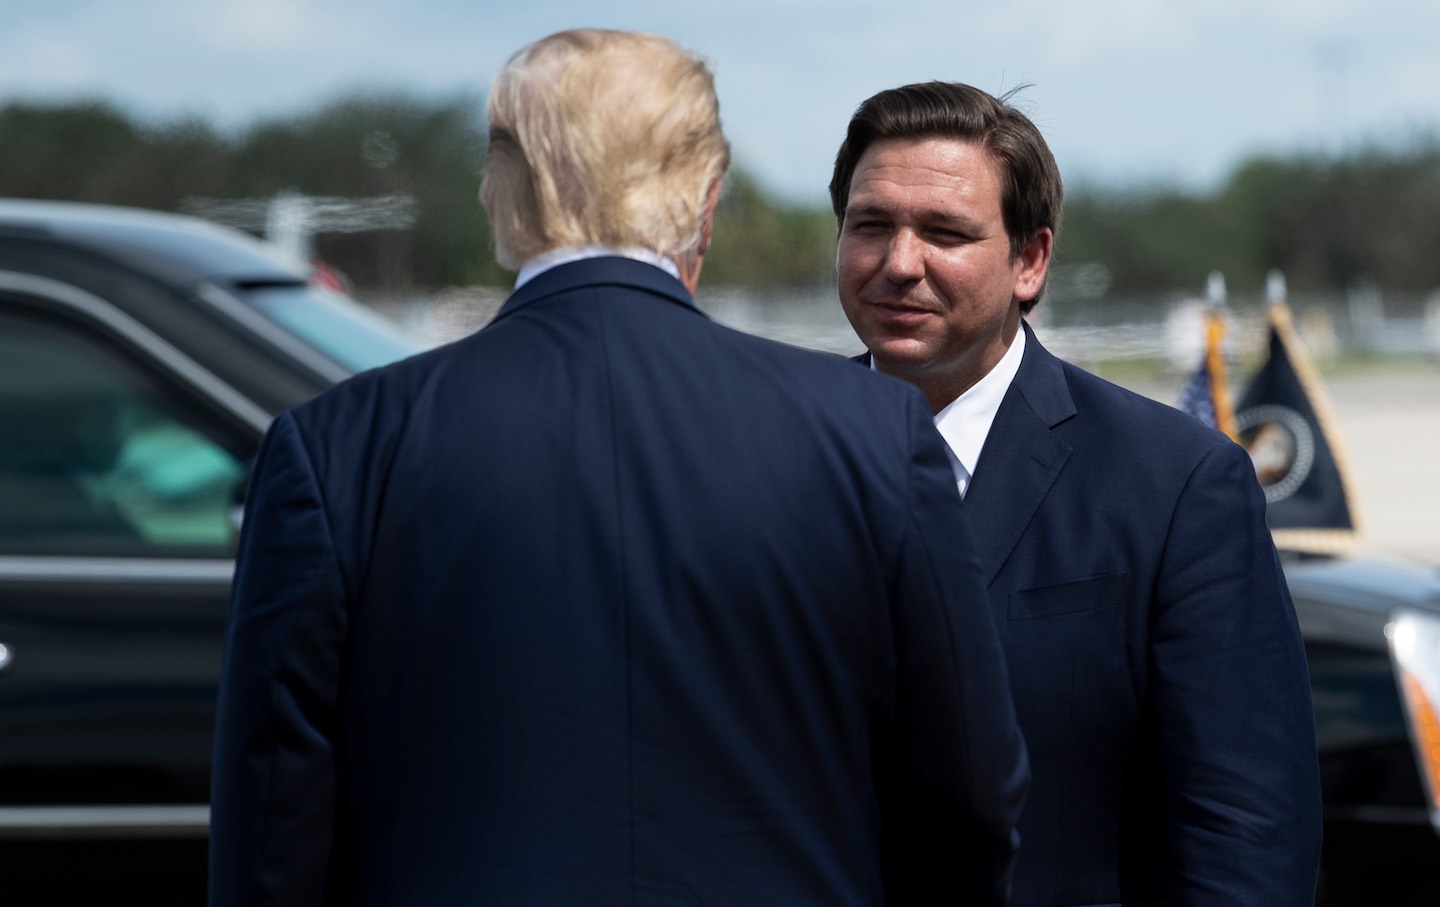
[844,201,980,229]
[842,202,892,219]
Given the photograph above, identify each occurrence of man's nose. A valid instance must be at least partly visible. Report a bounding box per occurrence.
[883,231,925,282]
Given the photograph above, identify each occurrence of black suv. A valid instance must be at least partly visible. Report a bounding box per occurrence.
[1291,554,1440,904]
[0,199,418,902]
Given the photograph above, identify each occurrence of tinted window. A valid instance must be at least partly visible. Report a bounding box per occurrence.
[0,310,248,556]
[242,284,419,371]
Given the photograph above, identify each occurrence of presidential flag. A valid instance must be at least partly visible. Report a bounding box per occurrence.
[1234,282,1364,555]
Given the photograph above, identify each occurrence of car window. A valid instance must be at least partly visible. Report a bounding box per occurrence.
[0,310,249,557]
[241,284,420,371]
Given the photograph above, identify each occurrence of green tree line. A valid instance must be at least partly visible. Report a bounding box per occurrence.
[1060,139,1440,299]
[2,95,1437,298]
[0,94,835,292]
[0,94,502,290]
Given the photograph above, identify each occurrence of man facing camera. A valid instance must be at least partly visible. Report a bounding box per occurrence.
[831,81,1322,905]
[209,32,1027,906]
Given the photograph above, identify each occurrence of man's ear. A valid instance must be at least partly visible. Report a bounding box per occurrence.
[697,179,723,255]
[677,179,726,294]
[1013,227,1054,302]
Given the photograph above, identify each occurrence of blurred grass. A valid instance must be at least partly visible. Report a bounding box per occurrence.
[1089,349,1439,401]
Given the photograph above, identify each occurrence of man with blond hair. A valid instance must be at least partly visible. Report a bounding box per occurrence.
[209,30,1026,905]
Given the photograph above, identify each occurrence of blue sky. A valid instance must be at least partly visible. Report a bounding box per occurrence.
[3,0,1438,203]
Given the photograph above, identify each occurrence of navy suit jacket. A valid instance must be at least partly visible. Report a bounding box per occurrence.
[908,324,1322,905]
[209,258,1028,906]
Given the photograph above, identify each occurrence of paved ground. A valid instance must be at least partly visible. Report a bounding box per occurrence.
[1314,364,1440,565]
[1121,360,1440,567]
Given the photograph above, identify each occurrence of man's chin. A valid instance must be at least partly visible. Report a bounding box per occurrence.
[866,340,936,376]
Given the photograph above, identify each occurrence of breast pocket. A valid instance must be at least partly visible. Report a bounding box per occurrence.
[1007,571,1128,620]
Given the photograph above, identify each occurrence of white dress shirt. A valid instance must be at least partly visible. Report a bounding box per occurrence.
[874,328,1026,499]
[514,245,680,290]
[933,328,1026,497]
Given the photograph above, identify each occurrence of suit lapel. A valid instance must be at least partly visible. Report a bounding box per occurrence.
[963,324,1076,585]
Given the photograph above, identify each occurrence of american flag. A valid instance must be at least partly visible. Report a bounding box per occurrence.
[1178,364,1220,430]
[1176,307,1236,439]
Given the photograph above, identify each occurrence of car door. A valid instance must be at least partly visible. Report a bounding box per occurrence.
[0,276,266,840]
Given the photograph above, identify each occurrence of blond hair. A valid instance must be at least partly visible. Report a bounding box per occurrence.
[483,29,731,270]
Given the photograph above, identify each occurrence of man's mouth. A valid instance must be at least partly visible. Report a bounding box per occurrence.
[870,301,936,322]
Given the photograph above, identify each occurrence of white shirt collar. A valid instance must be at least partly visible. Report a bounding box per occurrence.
[514,245,681,289]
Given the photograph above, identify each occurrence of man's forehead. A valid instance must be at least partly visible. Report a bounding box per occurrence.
[859,135,990,164]
[858,136,996,177]
[845,138,1002,215]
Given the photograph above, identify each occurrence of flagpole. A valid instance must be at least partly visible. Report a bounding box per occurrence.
[1205,315,1237,439]
[1204,272,1238,440]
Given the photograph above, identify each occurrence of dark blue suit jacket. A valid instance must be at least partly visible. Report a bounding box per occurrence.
[951,324,1323,905]
[209,258,1028,906]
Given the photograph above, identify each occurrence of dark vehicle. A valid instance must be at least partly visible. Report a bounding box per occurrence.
[1294,554,1440,905]
[0,199,420,902]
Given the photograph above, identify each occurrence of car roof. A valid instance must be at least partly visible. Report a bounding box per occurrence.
[1285,554,1440,617]
[0,198,303,287]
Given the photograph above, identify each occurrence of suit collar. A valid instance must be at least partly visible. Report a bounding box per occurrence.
[514,246,680,288]
[491,256,700,325]
[962,322,1076,585]
[1005,321,1076,428]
